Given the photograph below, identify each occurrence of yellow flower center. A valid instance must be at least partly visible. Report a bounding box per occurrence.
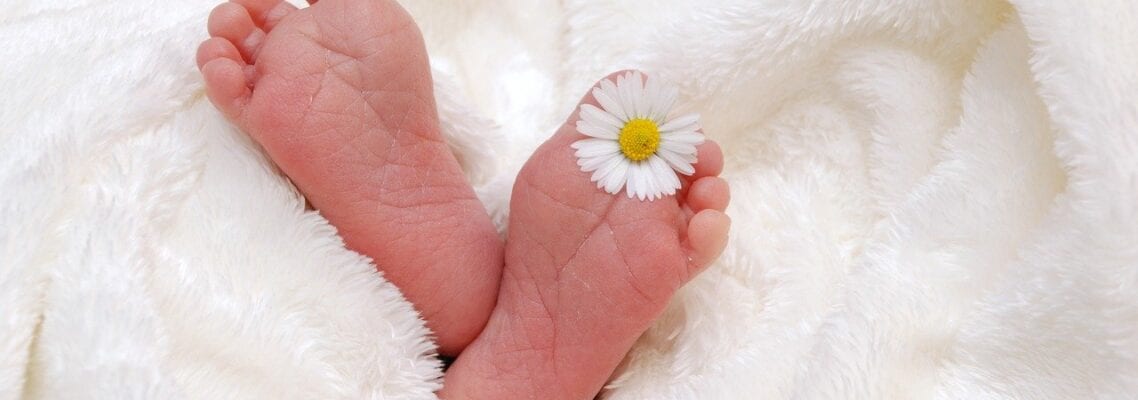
[618,118,661,161]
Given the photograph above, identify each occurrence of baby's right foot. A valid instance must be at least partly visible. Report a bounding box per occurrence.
[441,72,731,399]
[196,0,502,354]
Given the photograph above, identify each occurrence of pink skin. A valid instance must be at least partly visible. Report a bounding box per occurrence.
[439,72,731,400]
[198,1,733,397]
[197,0,502,355]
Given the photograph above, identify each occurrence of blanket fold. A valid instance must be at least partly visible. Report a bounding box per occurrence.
[2,0,1135,398]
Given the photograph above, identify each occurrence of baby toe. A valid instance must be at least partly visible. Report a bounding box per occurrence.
[201,57,251,120]
[230,0,297,31]
[691,140,724,180]
[207,2,265,62]
[687,176,730,213]
[196,37,243,70]
[685,209,731,270]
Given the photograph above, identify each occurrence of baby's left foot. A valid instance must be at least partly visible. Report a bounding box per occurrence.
[440,72,731,399]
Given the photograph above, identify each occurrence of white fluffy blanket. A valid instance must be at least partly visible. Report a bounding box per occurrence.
[3,0,1136,398]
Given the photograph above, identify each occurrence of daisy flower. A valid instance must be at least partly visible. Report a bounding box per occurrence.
[571,71,704,201]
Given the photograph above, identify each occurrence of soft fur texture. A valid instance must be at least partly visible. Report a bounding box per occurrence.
[2,0,1135,399]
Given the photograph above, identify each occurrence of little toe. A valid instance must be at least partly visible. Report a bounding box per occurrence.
[207,2,265,62]
[691,140,724,180]
[687,176,730,213]
[201,57,250,120]
[196,37,242,70]
[686,209,731,270]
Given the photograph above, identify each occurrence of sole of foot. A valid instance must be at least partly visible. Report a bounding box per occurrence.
[197,0,503,355]
[439,71,730,399]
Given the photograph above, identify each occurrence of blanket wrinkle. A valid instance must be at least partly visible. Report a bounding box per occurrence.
[2,0,1135,399]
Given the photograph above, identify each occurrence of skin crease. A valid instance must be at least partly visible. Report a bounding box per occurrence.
[439,72,730,400]
[200,1,731,398]
[200,0,503,355]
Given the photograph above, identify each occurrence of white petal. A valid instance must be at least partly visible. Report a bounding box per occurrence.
[572,138,621,158]
[660,113,700,133]
[657,148,696,175]
[643,161,663,200]
[591,155,625,186]
[643,76,661,120]
[659,140,698,158]
[577,121,619,139]
[595,154,624,178]
[654,86,679,121]
[639,178,652,200]
[662,130,705,145]
[649,155,681,194]
[628,70,644,86]
[617,74,637,120]
[624,161,641,199]
[602,159,630,194]
[580,104,624,131]
[570,138,605,149]
[594,83,628,122]
[578,154,614,172]
[639,162,657,201]
[598,172,618,193]
[642,163,658,200]
[659,142,699,163]
[657,159,679,196]
[634,162,654,200]
[629,72,647,119]
[667,168,682,192]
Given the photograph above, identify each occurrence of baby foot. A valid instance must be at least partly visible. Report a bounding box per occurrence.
[440,72,731,399]
[196,0,502,354]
